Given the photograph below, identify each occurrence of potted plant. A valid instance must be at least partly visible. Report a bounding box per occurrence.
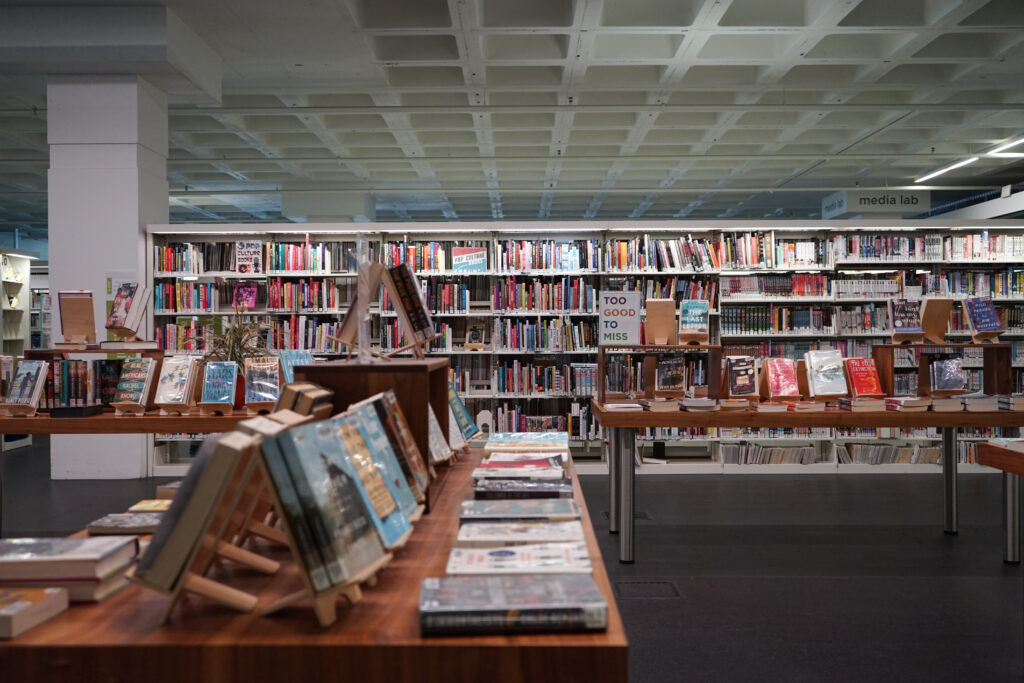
[202,307,270,408]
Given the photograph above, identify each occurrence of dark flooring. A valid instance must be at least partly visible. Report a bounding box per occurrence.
[2,439,1022,681]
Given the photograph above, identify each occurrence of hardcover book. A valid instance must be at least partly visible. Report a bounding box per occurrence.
[0,537,138,581]
[762,358,800,398]
[274,420,389,582]
[243,357,281,403]
[114,357,156,404]
[105,281,149,333]
[419,574,607,636]
[427,404,453,464]
[889,298,923,334]
[4,360,47,406]
[331,417,412,548]
[459,498,582,524]
[964,296,1002,333]
[805,349,847,396]
[0,587,68,639]
[473,478,574,500]
[452,247,488,273]
[456,520,584,547]
[445,542,591,575]
[678,299,710,334]
[201,361,238,404]
[153,355,198,405]
[343,403,421,519]
[845,358,883,398]
[277,349,314,384]
[86,512,164,535]
[726,356,756,396]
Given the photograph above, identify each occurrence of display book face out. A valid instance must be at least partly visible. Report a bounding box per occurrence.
[243,357,281,403]
[964,296,1001,333]
[4,359,47,405]
[201,361,238,404]
[889,298,923,333]
[153,355,198,405]
[804,349,847,396]
[114,357,156,404]
[726,356,756,397]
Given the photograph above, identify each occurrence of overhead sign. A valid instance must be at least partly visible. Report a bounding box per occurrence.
[822,190,930,219]
[599,291,642,346]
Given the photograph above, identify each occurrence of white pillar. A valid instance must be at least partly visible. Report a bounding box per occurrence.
[47,75,168,479]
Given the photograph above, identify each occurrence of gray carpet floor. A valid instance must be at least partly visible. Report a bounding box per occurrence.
[2,439,1021,681]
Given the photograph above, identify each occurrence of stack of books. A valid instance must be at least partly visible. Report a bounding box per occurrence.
[999,395,1024,412]
[884,396,931,412]
[677,397,719,412]
[0,536,138,603]
[837,397,886,412]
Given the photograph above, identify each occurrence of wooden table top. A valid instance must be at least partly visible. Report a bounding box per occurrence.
[592,399,1024,429]
[0,449,627,683]
[0,411,250,434]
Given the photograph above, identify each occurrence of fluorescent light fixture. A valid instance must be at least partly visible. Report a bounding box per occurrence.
[0,248,40,260]
[914,157,979,183]
[989,137,1024,154]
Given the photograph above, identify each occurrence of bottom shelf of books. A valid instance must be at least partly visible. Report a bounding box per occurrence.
[0,414,627,683]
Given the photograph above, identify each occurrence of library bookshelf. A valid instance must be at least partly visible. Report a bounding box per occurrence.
[147,220,1024,474]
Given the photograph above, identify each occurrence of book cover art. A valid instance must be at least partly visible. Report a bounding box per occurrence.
[235,240,263,274]
[446,542,592,575]
[459,498,581,523]
[488,432,569,444]
[655,357,688,392]
[456,521,584,546]
[931,356,965,392]
[965,296,1002,333]
[244,357,281,403]
[805,349,847,396]
[201,361,237,404]
[377,391,432,492]
[678,299,710,333]
[764,358,800,398]
[114,358,154,403]
[153,355,196,405]
[328,417,411,549]
[427,404,453,464]
[86,512,163,535]
[95,360,123,405]
[448,382,480,440]
[277,349,314,384]
[0,536,137,579]
[845,358,883,397]
[889,298,923,333]
[448,405,468,450]
[347,402,420,519]
[104,282,137,329]
[0,587,68,639]
[387,262,434,340]
[726,356,756,396]
[452,247,488,273]
[419,574,607,636]
[466,324,486,346]
[233,281,259,309]
[5,360,45,404]
[278,421,388,579]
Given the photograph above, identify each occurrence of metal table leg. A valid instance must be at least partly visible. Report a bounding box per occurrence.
[607,432,619,534]
[942,426,957,535]
[1005,472,1021,563]
[617,427,636,563]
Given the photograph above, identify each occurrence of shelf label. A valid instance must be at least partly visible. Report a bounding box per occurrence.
[599,291,642,345]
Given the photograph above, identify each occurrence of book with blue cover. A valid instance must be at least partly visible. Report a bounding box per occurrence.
[332,415,412,548]
[678,299,710,334]
[448,381,480,440]
[275,421,387,582]
[964,296,1002,334]
[201,361,237,404]
[278,349,314,384]
[345,402,421,518]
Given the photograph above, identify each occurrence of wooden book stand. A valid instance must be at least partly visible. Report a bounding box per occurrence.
[0,402,38,417]
[920,297,954,345]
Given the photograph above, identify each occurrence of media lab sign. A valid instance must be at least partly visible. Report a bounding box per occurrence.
[821,190,930,219]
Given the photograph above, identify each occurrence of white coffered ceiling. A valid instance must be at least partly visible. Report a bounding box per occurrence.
[1,0,1023,230]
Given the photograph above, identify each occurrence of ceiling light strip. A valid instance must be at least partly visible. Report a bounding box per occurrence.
[914,157,979,184]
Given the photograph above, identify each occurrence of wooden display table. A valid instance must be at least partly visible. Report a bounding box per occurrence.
[0,450,627,683]
[591,400,1024,563]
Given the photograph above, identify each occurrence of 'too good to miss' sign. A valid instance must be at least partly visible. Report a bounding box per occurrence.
[599,291,642,345]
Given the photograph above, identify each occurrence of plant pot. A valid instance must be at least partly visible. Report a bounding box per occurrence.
[234,375,246,409]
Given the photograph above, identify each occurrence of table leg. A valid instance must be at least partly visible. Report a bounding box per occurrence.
[617,427,636,564]
[607,433,619,535]
[1005,472,1021,564]
[942,426,957,535]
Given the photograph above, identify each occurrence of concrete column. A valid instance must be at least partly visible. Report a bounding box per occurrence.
[47,75,168,479]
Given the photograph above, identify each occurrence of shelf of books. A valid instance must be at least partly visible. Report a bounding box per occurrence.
[147,220,1024,473]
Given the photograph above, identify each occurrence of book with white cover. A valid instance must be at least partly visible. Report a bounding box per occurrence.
[805,349,847,396]
[456,521,586,548]
[483,452,567,469]
[0,536,138,580]
[445,542,591,575]
[472,466,566,481]
[484,432,570,454]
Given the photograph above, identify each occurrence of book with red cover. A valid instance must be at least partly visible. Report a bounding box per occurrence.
[762,358,800,398]
[845,358,884,398]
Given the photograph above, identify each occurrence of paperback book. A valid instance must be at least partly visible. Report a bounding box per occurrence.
[473,478,574,499]
[4,360,47,406]
[343,403,421,519]
[678,299,710,334]
[427,404,453,464]
[375,391,432,492]
[277,349,314,384]
[929,356,965,394]
[114,358,156,404]
[447,406,468,451]
[448,381,480,441]
[805,349,847,396]
[459,499,581,524]
[153,355,198,405]
[0,536,138,581]
[445,542,591,575]
[726,356,756,397]
[655,357,688,392]
[86,512,163,535]
[456,520,585,547]
[201,361,238,404]
[964,296,1001,334]
[889,298,923,334]
[419,574,608,636]
[350,397,426,504]
[243,357,281,403]
[762,358,800,399]
[105,281,149,334]
[128,499,172,512]
[387,262,434,343]
[845,358,883,398]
